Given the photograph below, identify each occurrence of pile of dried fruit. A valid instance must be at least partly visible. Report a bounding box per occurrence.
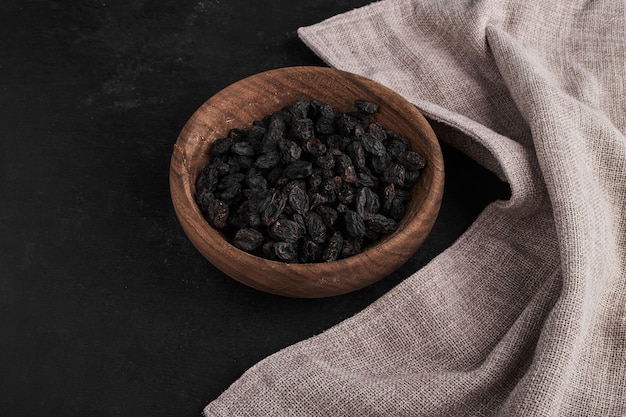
[195,98,426,263]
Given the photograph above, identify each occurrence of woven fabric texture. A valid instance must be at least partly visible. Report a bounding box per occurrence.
[204,1,626,415]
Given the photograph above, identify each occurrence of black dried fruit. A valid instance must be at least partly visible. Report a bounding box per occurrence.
[246,168,268,190]
[335,113,358,136]
[206,198,229,229]
[315,153,335,170]
[279,139,302,163]
[260,189,287,226]
[366,214,398,234]
[345,210,366,238]
[196,189,214,213]
[197,166,219,193]
[231,141,255,156]
[355,100,379,114]
[370,154,392,174]
[274,241,298,262]
[284,161,313,179]
[405,169,421,184]
[269,219,305,242]
[337,183,355,205]
[341,237,362,258]
[386,197,405,221]
[308,192,329,209]
[232,228,265,251]
[261,128,282,153]
[318,102,335,119]
[335,154,357,183]
[308,173,323,192]
[301,239,323,263]
[347,141,366,169]
[211,137,233,156]
[315,204,338,227]
[322,231,343,262]
[255,152,280,169]
[291,118,314,141]
[289,97,310,119]
[288,182,310,214]
[303,137,327,156]
[396,150,426,170]
[219,182,241,201]
[315,117,335,135]
[361,132,387,157]
[356,186,380,218]
[304,211,326,244]
[383,163,406,186]
[195,98,427,263]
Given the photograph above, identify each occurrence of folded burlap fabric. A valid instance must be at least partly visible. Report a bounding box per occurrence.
[204,0,626,415]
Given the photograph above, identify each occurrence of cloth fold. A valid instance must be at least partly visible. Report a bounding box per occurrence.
[204,0,626,415]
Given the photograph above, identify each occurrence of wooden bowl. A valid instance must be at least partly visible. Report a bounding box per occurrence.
[170,66,444,298]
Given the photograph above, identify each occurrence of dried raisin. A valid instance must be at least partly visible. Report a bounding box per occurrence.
[194,98,427,263]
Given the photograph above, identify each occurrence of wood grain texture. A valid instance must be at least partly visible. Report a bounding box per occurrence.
[170,66,444,297]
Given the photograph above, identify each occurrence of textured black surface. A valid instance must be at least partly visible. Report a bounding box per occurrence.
[0,1,510,416]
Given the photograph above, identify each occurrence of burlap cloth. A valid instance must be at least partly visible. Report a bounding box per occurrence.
[204,0,626,415]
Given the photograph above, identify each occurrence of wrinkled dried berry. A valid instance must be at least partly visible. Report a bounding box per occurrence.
[196,189,214,212]
[323,231,343,262]
[345,210,366,238]
[260,189,287,226]
[232,228,265,251]
[361,133,387,156]
[370,154,392,174]
[308,173,323,193]
[206,198,229,229]
[405,169,421,184]
[366,214,398,233]
[303,137,327,156]
[335,113,358,137]
[291,118,314,141]
[194,98,427,263]
[383,163,406,186]
[274,241,298,262]
[386,197,405,221]
[197,166,219,193]
[315,204,338,227]
[341,237,362,258]
[219,182,241,201]
[246,168,268,190]
[356,186,380,218]
[301,239,323,263]
[255,152,280,169]
[284,161,313,179]
[279,139,302,163]
[269,219,304,242]
[355,100,379,114]
[347,141,366,169]
[231,141,255,156]
[315,153,335,170]
[288,182,309,214]
[289,97,310,119]
[335,154,357,183]
[315,117,335,135]
[337,183,355,205]
[211,137,233,156]
[397,150,426,170]
[304,211,326,244]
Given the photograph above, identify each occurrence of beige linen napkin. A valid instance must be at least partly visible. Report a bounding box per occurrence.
[204,0,626,415]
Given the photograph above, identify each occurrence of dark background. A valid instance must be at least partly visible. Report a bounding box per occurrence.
[0,1,509,416]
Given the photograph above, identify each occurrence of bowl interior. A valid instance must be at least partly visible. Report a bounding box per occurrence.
[170,66,444,297]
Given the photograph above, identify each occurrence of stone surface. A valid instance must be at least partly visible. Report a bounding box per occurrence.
[0,1,510,416]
